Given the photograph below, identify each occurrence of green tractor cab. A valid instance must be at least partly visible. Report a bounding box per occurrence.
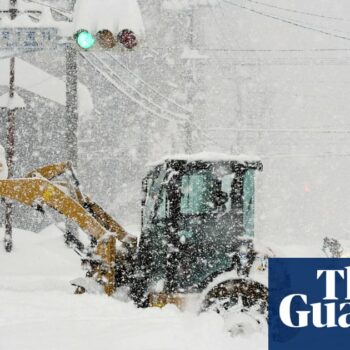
[132,154,266,312]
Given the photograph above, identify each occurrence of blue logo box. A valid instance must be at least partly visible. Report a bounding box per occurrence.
[269,258,350,350]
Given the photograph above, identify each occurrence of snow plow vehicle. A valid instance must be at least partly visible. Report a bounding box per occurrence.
[0,154,268,328]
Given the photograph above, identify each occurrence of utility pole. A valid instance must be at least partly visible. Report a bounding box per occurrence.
[4,0,18,252]
[65,43,79,246]
[66,43,78,168]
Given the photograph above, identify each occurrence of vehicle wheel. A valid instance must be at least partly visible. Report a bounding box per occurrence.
[201,279,268,336]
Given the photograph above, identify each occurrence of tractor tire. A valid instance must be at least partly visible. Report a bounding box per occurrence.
[201,279,268,336]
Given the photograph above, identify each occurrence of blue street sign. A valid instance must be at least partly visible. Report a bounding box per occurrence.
[0,28,57,50]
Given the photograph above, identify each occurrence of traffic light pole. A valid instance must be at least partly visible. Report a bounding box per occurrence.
[4,0,18,252]
[66,43,78,167]
[65,43,79,246]
[4,56,16,252]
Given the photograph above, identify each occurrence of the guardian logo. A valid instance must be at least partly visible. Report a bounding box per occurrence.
[280,267,350,328]
[269,258,350,350]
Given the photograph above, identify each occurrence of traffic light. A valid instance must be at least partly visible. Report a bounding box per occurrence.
[75,30,95,50]
[74,28,137,50]
[117,29,137,50]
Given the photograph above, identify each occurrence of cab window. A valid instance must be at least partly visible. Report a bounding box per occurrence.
[180,171,212,214]
[243,169,255,236]
[143,166,167,226]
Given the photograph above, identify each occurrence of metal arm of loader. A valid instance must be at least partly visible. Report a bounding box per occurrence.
[0,177,117,295]
[0,161,139,295]
[26,162,137,246]
[0,178,105,239]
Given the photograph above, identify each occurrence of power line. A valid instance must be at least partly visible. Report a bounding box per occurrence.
[196,48,350,52]
[223,0,350,42]
[208,128,350,134]
[274,12,350,37]
[240,0,350,22]
[189,59,350,66]
[80,53,220,150]
[106,52,192,115]
[91,53,188,123]
[143,46,350,53]
[79,52,177,123]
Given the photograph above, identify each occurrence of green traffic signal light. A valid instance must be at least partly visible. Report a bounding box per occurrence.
[75,30,95,50]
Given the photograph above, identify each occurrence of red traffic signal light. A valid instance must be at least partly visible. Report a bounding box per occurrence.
[117,29,137,49]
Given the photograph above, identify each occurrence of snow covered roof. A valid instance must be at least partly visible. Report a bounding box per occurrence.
[0,58,93,116]
[0,92,26,109]
[73,0,145,37]
[150,152,262,167]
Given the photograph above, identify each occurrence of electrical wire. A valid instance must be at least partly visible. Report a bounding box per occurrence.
[201,60,350,66]
[106,52,192,115]
[241,0,350,22]
[192,48,350,52]
[106,53,212,143]
[79,51,177,123]
[207,128,350,134]
[81,53,221,149]
[262,11,350,37]
[91,53,188,123]
[222,0,350,42]
[81,55,220,149]
[143,46,350,52]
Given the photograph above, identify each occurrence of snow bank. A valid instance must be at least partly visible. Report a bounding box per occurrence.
[0,225,267,350]
[0,144,8,179]
[73,0,145,38]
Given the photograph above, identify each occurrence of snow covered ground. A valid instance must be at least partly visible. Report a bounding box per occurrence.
[0,225,267,350]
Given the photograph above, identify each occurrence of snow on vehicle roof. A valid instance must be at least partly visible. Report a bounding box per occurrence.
[150,152,262,166]
[73,0,145,37]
